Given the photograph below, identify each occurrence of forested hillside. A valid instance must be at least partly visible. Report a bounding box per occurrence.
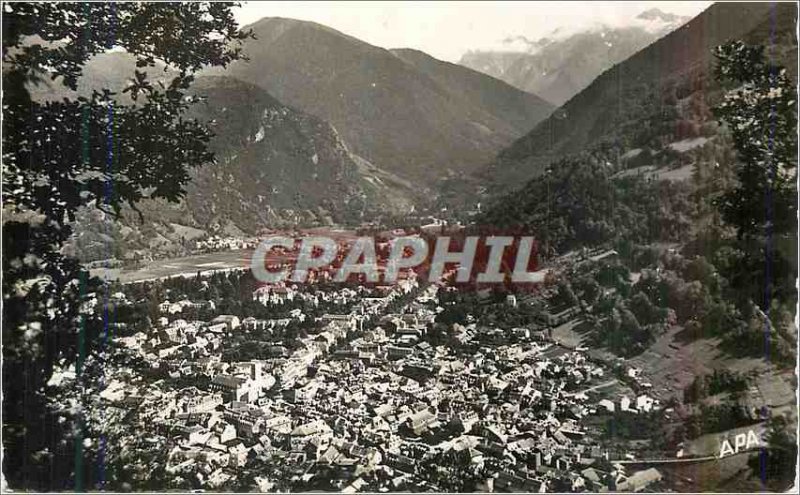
[480,2,798,371]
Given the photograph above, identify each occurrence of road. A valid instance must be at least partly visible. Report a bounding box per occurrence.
[617,446,761,465]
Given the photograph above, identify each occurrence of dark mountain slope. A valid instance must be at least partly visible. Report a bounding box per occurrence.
[40,57,418,261]
[210,17,553,181]
[390,48,550,132]
[182,76,417,232]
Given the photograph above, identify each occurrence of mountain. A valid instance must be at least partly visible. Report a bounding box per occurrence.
[181,76,417,231]
[459,8,690,105]
[38,55,418,261]
[483,1,797,191]
[474,4,798,452]
[389,48,549,134]
[636,7,686,24]
[207,17,553,182]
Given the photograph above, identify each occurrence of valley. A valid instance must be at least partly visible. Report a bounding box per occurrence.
[3,1,797,493]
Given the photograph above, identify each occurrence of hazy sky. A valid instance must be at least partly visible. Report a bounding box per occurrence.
[234,1,713,62]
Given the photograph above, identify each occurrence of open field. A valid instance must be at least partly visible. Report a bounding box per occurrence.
[91,249,256,284]
[627,325,795,405]
[90,228,367,284]
[549,315,796,413]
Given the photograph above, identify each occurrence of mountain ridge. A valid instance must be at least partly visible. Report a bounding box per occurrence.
[208,16,554,182]
[482,1,797,191]
[459,9,690,105]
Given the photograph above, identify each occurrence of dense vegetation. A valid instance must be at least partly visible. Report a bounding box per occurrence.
[478,38,797,487]
[2,3,249,490]
[481,150,694,256]
[481,39,797,365]
[749,416,799,490]
[683,370,749,403]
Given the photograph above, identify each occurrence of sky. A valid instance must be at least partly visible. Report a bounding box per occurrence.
[234,1,713,62]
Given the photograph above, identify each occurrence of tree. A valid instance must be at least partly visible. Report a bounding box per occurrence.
[554,280,579,307]
[711,42,797,311]
[628,292,664,326]
[712,41,796,240]
[2,3,250,490]
[749,415,798,488]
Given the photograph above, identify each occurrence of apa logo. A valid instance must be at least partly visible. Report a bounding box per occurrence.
[718,430,762,458]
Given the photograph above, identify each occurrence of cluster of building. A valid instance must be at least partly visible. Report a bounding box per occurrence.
[194,235,256,252]
[93,254,668,492]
